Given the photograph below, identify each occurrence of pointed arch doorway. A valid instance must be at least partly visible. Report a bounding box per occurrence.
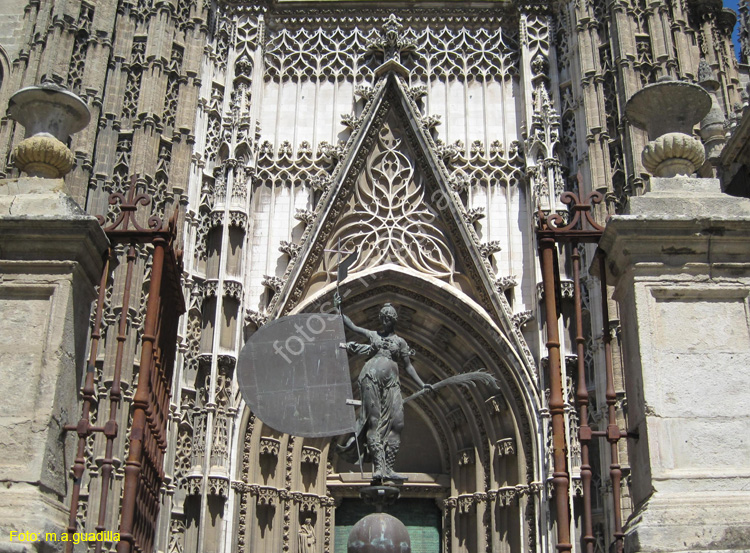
[232,270,542,553]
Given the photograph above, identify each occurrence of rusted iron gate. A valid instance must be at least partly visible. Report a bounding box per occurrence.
[536,191,628,553]
[65,178,185,553]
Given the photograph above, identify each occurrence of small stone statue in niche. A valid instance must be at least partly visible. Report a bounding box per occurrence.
[298,518,315,553]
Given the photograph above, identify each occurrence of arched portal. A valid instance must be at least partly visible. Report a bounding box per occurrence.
[231,267,543,553]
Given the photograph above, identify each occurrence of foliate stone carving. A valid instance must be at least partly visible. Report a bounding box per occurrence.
[279,241,302,259]
[255,140,334,210]
[163,45,184,129]
[218,355,236,373]
[317,141,346,166]
[479,241,502,257]
[66,4,93,93]
[13,135,76,178]
[234,16,258,77]
[265,25,373,83]
[264,15,517,88]
[231,480,246,493]
[537,279,575,302]
[355,84,376,102]
[245,309,268,328]
[512,310,533,328]
[495,275,518,292]
[454,493,486,514]
[300,446,321,465]
[523,14,565,212]
[457,495,474,514]
[294,209,316,227]
[121,38,146,121]
[299,494,318,513]
[448,172,470,194]
[572,477,583,497]
[421,114,441,131]
[641,133,706,177]
[259,437,281,456]
[341,113,362,132]
[174,427,193,486]
[464,207,486,224]
[76,496,88,536]
[262,275,284,293]
[496,438,516,457]
[407,85,427,102]
[309,174,333,192]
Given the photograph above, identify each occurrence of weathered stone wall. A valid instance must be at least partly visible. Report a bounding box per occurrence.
[0,176,107,553]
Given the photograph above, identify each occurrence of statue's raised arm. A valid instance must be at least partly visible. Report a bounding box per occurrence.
[335,300,496,484]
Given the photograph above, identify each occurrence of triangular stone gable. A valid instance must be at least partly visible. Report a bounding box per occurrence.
[267,73,536,373]
[310,109,473,290]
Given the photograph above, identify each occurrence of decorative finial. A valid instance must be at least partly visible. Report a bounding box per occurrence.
[625,80,711,178]
[366,14,415,78]
[8,83,90,178]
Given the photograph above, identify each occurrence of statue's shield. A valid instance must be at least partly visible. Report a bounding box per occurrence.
[237,314,355,438]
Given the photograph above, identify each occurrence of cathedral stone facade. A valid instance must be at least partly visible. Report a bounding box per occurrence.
[0,0,748,552]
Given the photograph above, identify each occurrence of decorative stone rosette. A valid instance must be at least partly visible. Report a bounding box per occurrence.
[13,134,76,178]
[641,132,705,178]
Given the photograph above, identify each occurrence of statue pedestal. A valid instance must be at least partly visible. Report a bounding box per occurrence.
[0,177,107,551]
[600,177,750,552]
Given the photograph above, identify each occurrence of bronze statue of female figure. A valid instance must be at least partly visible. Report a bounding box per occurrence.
[335,301,432,481]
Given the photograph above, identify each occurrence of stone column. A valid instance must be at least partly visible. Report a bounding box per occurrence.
[599,81,750,552]
[0,86,108,552]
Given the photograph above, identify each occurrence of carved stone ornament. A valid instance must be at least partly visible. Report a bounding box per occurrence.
[641,133,706,178]
[457,448,476,466]
[496,437,516,457]
[300,446,321,465]
[479,240,502,257]
[496,275,518,292]
[8,84,91,178]
[495,487,516,507]
[512,310,533,328]
[13,136,76,178]
[625,78,711,177]
[207,476,229,497]
[259,437,281,456]
[262,275,284,293]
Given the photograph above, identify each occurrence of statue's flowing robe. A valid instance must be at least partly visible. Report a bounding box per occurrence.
[337,331,409,462]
